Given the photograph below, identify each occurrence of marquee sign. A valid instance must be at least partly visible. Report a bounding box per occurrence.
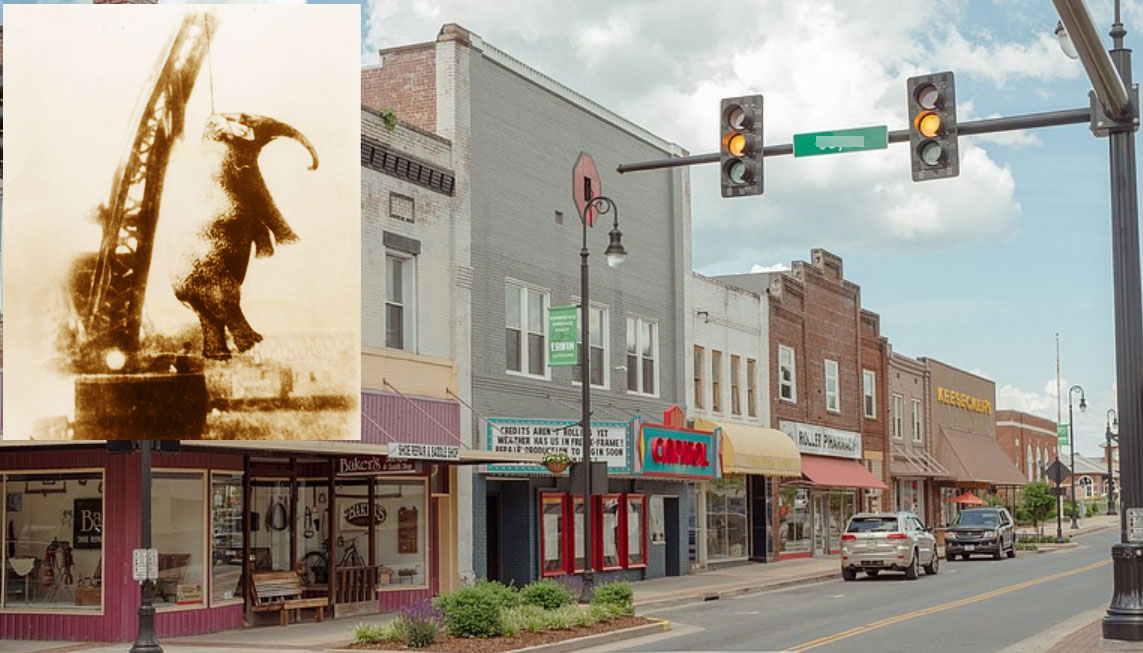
[638,425,717,479]
[485,418,631,474]
[779,420,862,459]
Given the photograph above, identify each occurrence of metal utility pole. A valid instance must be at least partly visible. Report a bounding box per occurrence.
[1109,409,1119,515]
[1069,385,1086,529]
[131,441,161,653]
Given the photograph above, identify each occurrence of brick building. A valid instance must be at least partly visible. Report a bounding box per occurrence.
[717,249,888,560]
[364,24,695,586]
[887,349,947,525]
[996,409,1058,483]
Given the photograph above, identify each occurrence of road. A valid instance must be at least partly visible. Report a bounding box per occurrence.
[623,527,1115,652]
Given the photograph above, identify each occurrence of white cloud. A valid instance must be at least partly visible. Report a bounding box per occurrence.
[750,263,790,273]
[997,376,1118,457]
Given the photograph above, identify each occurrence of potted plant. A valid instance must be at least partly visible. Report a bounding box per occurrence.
[543,452,572,474]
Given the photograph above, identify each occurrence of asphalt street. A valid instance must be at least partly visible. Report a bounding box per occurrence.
[625,527,1116,652]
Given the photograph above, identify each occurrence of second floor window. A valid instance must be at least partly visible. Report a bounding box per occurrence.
[731,354,741,415]
[506,283,548,377]
[573,305,608,388]
[862,370,876,418]
[711,350,723,413]
[386,253,415,351]
[778,345,796,402]
[912,399,923,443]
[892,394,904,439]
[747,358,757,417]
[627,317,658,396]
[694,346,705,410]
[824,359,840,413]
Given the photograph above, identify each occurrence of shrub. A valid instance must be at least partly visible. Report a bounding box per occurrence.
[1015,543,1039,551]
[590,581,634,616]
[474,578,521,610]
[353,622,402,644]
[554,574,586,602]
[521,578,574,610]
[589,601,625,622]
[398,599,444,649]
[435,586,505,638]
[503,604,549,634]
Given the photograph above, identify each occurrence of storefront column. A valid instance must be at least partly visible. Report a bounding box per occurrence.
[696,483,708,569]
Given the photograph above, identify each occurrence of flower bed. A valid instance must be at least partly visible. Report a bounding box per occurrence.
[350,578,643,652]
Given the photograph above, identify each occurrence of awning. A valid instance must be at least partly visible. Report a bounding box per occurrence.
[694,419,801,477]
[890,443,951,478]
[801,454,888,490]
[935,426,1027,486]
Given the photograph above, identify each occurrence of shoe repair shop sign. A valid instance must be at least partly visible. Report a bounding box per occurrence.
[485,418,631,474]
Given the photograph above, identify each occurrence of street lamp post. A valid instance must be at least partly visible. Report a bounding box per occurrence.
[1108,409,1119,516]
[1068,385,1087,530]
[576,194,626,601]
[131,441,161,653]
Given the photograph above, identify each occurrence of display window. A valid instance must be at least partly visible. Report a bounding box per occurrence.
[152,470,207,610]
[572,496,586,572]
[540,493,566,576]
[250,479,292,573]
[625,494,646,568]
[210,472,244,606]
[296,479,329,587]
[2,470,105,612]
[373,479,427,589]
[595,494,622,570]
[706,476,748,561]
[543,493,646,575]
[779,486,810,555]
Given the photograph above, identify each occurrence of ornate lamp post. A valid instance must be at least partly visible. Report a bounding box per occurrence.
[1068,384,1087,529]
[1108,409,1119,515]
[575,194,625,600]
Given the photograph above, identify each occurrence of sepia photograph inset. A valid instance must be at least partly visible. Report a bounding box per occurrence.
[3,4,361,440]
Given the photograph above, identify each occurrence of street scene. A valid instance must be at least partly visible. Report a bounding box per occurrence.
[2,0,1143,651]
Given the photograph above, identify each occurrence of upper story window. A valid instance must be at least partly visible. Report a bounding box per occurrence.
[778,345,796,403]
[892,394,903,439]
[573,304,608,388]
[1027,444,1034,481]
[862,370,876,418]
[824,359,840,413]
[386,253,416,351]
[912,399,923,443]
[711,350,723,413]
[626,317,658,396]
[694,346,705,410]
[747,358,758,417]
[730,354,742,416]
[506,282,549,378]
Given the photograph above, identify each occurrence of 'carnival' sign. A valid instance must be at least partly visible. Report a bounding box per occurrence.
[338,455,417,475]
[486,418,631,474]
[389,441,460,462]
[778,421,862,459]
[639,425,716,479]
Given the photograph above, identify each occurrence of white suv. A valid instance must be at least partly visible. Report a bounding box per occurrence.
[840,512,939,581]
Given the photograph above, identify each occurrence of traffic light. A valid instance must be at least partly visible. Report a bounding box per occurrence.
[720,95,763,197]
[907,72,958,181]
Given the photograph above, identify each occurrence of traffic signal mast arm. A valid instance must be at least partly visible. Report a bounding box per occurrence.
[616,106,1092,174]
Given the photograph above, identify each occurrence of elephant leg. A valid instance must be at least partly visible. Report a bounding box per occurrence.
[197,276,263,354]
[253,187,299,246]
[183,295,230,360]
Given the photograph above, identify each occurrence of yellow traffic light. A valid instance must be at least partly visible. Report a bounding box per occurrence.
[720,95,764,197]
[916,111,942,138]
[907,72,958,181]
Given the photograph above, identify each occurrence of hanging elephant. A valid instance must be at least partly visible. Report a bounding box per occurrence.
[169,112,319,360]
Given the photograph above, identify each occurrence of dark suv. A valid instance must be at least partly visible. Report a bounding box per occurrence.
[944,507,1016,561]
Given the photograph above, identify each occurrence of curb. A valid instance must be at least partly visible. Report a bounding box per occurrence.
[635,572,840,611]
[504,619,671,653]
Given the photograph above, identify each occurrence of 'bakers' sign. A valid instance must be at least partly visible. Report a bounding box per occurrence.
[338,455,417,475]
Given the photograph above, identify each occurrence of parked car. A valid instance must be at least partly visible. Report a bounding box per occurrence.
[840,512,939,581]
[944,506,1016,561]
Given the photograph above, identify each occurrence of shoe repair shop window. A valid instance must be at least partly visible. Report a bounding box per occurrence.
[152,470,207,610]
[297,479,330,589]
[210,472,244,607]
[2,470,105,612]
[250,480,292,573]
[374,479,427,589]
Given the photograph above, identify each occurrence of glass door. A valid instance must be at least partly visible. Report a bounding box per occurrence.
[250,480,292,573]
[333,480,376,616]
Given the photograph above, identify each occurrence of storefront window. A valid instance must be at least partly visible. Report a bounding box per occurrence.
[706,476,748,561]
[573,497,586,571]
[598,495,621,569]
[153,471,206,609]
[779,486,810,554]
[626,495,645,567]
[2,471,104,610]
[250,480,292,572]
[296,479,328,586]
[542,494,565,576]
[829,494,843,552]
[210,472,244,605]
[374,479,426,588]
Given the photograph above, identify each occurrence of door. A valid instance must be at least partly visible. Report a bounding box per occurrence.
[748,476,770,561]
[664,497,681,576]
[486,493,500,582]
[812,495,827,556]
[911,516,933,565]
[333,480,376,617]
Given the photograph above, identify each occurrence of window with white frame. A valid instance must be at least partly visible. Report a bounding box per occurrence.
[731,354,742,415]
[747,358,757,417]
[824,359,840,413]
[778,345,796,402]
[862,370,876,418]
[694,346,705,410]
[912,399,923,443]
[892,394,903,439]
[1079,476,1094,498]
[573,304,608,388]
[1027,444,1034,481]
[711,350,723,413]
[506,282,549,377]
[626,317,658,396]
[386,253,416,351]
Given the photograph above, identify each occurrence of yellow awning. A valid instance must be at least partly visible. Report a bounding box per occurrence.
[694,419,802,477]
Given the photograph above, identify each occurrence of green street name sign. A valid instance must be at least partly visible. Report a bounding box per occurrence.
[548,305,578,367]
[793,126,889,157]
[1057,424,1070,447]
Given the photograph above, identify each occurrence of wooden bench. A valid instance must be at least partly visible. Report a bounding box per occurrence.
[251,571,327,626]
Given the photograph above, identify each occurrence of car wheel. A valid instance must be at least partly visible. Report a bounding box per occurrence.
[866,569,880,577]
[961,554,971,561]
[924,551,939,575]
[905,550,920,580]
[993,546,1003,561]
[842,568,857,581]
[946,552,956,562]
[1007,541,1016,558]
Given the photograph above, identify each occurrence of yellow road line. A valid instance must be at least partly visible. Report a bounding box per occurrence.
[787,558,1109,652]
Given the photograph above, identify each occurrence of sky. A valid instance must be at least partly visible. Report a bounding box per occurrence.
[0,0,1135,457]
[353,0,1138,459]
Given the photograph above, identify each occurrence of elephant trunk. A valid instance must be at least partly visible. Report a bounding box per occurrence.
[250,116,319,170]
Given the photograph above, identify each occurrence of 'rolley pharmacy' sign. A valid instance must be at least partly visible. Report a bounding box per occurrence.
[778,420,862,459]
[485,418,631,473]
